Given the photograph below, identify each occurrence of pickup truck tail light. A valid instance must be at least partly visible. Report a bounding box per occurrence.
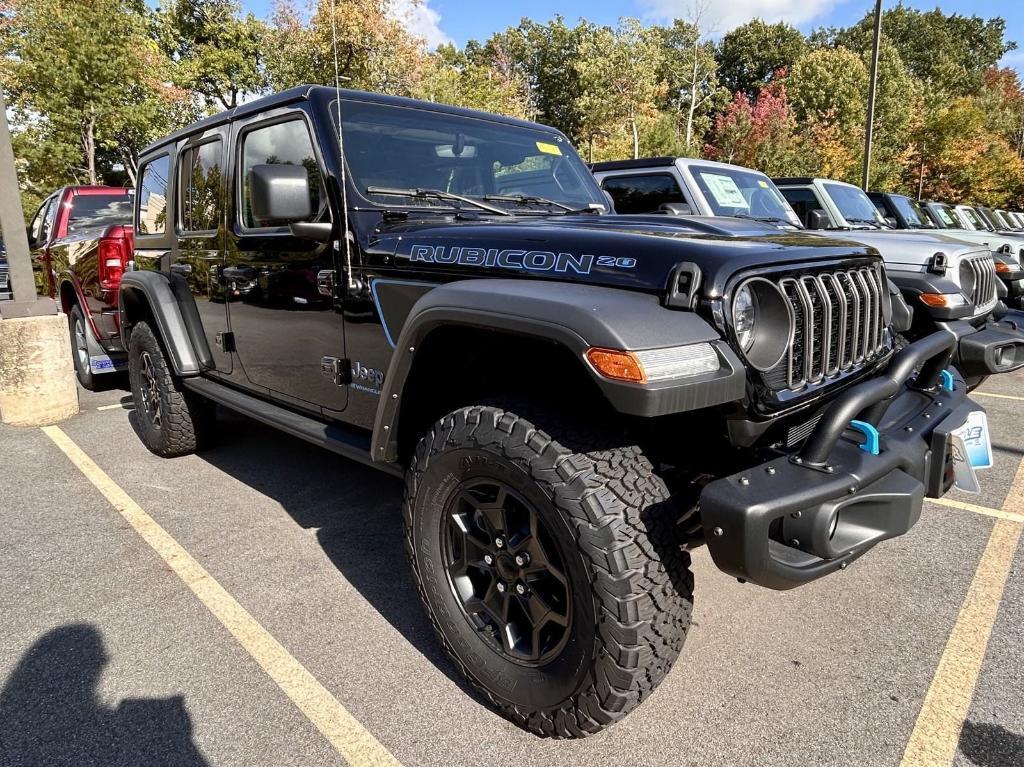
[98,225,134,291]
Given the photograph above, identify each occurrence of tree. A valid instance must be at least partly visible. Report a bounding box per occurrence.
[717,20,808,98]
[575,19,665,161]
[827,6,1015,97]
[264,0,427,96]
[2,0,184,189]
[655,10,724,153]
[416,42,531,119]
[156,0,269,111]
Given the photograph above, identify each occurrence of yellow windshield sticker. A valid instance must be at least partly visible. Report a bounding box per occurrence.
[536,141,562,156]
[758,180,769,188]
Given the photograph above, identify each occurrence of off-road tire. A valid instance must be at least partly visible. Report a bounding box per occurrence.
[403,405,694,738]
[68,304,96,391]
[128,321,214,457]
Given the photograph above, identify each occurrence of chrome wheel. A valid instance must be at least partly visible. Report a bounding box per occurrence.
[139,351,162,429]
[442,479,571,666]
[73,318,90,375]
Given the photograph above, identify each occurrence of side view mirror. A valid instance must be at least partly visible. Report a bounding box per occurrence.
[248,164,332,242]
[807,209,830,229]
[249,164,312,223]
[658,202,693,216]
[884,216,898,228]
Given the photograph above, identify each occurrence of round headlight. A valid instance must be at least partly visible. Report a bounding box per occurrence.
[731,278,794,371]
[733,284,757,352]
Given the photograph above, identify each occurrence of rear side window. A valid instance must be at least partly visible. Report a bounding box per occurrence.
[601,174,685,214]
[778,187,820,225]
[137,155,170,235]
[180,140,223,232]
[67,194,132,232]
[239,119,324,229]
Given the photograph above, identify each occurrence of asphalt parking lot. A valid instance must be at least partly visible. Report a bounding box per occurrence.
[2,372,1023,767]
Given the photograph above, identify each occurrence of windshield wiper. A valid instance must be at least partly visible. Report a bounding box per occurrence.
[482,193,573,212]
[733,213,795,225]
[845,217,884,227]
[365,186,512,216]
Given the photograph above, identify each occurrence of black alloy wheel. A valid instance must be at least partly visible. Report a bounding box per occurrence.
[442,478,571,665]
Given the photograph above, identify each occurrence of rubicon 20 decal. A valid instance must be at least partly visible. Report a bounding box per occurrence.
[403,244,636,275]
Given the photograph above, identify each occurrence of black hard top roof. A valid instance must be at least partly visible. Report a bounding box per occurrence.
[772,177,816,185]
[590,157,677,172]
[142,85,562,157]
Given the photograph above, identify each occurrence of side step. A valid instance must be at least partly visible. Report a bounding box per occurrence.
[183,376,402,477]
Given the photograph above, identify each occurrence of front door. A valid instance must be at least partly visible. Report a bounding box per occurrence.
[224,110,347,414]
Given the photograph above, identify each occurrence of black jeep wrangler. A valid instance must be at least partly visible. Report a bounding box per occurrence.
[120,86,982,737]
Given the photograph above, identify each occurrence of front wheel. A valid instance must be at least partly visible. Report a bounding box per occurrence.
[403,406,693,737]
[128,321,214,457]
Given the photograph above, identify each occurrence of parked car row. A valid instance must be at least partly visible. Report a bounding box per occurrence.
[593,157,1024,395]
[82,85,1014,737]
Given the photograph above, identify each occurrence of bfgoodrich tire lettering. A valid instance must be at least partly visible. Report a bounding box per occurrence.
[403,406,694,737]
[128,321,213,457]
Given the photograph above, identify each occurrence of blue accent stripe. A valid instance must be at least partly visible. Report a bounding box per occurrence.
[369,278,436,350]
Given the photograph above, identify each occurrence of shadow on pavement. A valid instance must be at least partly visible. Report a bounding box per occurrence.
[197,410,475,696]
[0,624,207,766]
[959,720,1024,767]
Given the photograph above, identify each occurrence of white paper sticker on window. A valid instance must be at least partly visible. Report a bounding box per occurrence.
[702,173,748,208]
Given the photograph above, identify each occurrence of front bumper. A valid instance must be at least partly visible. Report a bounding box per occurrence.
[954,311,1024,377]
[701,331,977,590]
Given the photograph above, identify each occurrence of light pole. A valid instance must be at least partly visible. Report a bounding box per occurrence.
[862,0,883,191]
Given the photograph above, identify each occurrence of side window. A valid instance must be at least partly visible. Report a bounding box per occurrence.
[180,140,223,232]
[601,174,685,214]
[29,197,54,244]
[137,155,170,235]
[239,119,324,229]
[778,188,819,226]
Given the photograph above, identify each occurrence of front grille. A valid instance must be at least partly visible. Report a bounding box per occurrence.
[774,264,889,391]
[962,254,997,314]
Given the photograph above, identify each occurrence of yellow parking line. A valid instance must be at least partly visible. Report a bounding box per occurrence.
[970,391,1024,403]
[41,425,402,767]
[926,497,1024,524]
[97,403,132,411]
[900,457,1024,767]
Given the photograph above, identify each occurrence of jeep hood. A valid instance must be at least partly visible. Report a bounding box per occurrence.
[367,213,879,297]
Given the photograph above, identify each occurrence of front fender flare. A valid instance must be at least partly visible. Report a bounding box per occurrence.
[370,279,745,463]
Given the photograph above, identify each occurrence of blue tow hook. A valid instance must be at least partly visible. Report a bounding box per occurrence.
[940,369,955,391]
[849,420,881,456]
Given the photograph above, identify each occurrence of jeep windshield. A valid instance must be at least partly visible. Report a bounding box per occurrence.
[891,196,935,229]
[689,165,801,226]
[930,203,961,228]
[958,206,990,230]
[823,183,887,228]
[338,101,604,214]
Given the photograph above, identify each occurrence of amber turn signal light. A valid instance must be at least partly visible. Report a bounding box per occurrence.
[585,348,647,383]
[919,292,968,308]
[995,262,1011,273]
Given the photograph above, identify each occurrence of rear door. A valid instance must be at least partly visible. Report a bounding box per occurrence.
[223,107,346,414]
[172,127,233,375]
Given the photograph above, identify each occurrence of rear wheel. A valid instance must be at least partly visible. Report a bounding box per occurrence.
[68,304,96,391]
[128,321,214,457]
[404,405,693,737]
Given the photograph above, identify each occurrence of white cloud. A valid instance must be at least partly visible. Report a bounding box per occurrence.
[639,0,840,35]
[389,0,451,49]
[1000,49,1024,74]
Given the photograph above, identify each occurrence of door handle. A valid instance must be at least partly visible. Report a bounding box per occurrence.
[317,269,336,297]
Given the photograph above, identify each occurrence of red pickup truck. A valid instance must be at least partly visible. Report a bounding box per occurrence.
[29,186,134,389]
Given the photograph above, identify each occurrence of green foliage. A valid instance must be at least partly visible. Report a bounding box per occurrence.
[717,20,808,98]
[2,0,1023,215]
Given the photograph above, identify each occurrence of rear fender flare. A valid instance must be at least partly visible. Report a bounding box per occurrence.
[118,270,213,376]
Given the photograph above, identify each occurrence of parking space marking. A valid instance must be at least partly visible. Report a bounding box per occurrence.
[900,457,1024,767]
[41,425,402,767]
[970,391,1024,403]
[926,497,1024,524]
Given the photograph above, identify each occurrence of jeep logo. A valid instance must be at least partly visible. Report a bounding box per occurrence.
[352,361,385,387]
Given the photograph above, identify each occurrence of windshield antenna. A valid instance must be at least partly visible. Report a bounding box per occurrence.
[328,0,357,292]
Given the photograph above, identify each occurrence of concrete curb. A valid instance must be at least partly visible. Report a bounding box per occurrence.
[0,313,79,426]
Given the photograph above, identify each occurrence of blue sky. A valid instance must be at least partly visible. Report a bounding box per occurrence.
[238,0,1024,72]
